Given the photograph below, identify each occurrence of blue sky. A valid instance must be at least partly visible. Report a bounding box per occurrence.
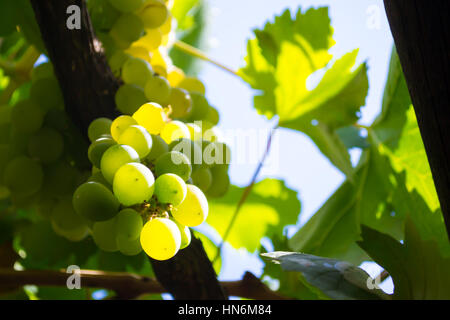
[191,0,395,294]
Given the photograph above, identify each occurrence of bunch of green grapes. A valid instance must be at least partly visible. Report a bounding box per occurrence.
[74,102,230,260]
[0,62,92,241]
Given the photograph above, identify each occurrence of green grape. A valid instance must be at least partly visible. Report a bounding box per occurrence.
[206,165,230,198]
[186,123,202,141]
[87,171,112,190]
[145,134,169,161]
[115,84,148,115]
[169,138,202,169]
[140,217,181,260]
[30,77,64,112]
[206,106,220,126]
[172,184,208,227]
[108,0,145,13]
[138,0,169,29]
[0,123,11,144]
[199,140,215,168]
[11,99,45,134]
[110,13,144,47]
[212,142,231,166]
[92,217,118,252]
[116,208,143,240]
[73,181,120,221]
[144,75,171,106]
[191,167,212,192]
[187,92,210,121]
[44,161,79,196]
[51,198,89,241]
[88,0,121,31]
[44,109,71,133]
[154,173,187,205]
[113,162,155,206]
[28,127,64,164]
[117,125,152,158]
[0,144,11,180]
[9,130,31,157]
[110,115,137,141]
[122,57,153,87]
[177,77,206,95]
[4,156,43,197]
[31,62,54,82]
[35,192,58,219]
[88,136,117,168]
[132,102,166,134]
[116,235,142,256]
[160,120,190,144]
[137,29,162,51]
[88,117,113,142]
[155,151,192,181]
[100,144,140,183]
[173,220,191,250]
[168,87,192,119]
[108,51,131,78]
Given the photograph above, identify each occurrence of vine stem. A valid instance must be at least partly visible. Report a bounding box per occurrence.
[173,40,240,78]
[213,122,279,263]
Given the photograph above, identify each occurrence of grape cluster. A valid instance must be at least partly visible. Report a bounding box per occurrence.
[76,102,228,260]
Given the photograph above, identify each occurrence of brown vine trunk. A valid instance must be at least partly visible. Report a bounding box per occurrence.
[384,0,450,240]
[30,0,226,299]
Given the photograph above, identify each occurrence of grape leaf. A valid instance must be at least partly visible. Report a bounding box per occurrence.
[262,251,390,300]
[239,7,369,177]
[358,221,450,299]
[207,179,300,252]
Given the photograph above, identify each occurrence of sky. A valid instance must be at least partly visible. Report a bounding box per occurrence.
[190,0,395,295]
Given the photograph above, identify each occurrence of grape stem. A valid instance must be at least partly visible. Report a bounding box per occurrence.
[0,268,288,300]
[213,122,279,264]
[173,40,240,77]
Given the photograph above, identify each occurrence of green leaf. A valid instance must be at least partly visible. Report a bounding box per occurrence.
[336,126,369,149]
[358,221,450,299]
[207,179,300,252]
[193,231,221,275]
[239,7,369,177]
[0,1,17,37]
[262,251,389,300]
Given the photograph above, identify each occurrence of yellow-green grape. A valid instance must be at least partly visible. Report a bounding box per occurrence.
[116,208,143,240]
[159,11,173,35]
[167,67,185,87]
[110,115,137,141]
[187,92,210,121]
[92,217,118,252]
[88,136,117,168]
[186,123,202,141]
[203,126,223,143]
[122,57,153,88]
[212,142,231,167]
[199,140,216,168]
[154,173,187,205]
[177,77,205,95]
[207,106,220,126]
[11,99,44,134]
[206,165,230,198]
[28,127,64,164]
[117,125,152,158]
[0,105,12,125]
[172,184,208,227]
[173,220,191,249]
[168,87,192,119]
[29,77,64,112]
[0,144,11,184]
[110,13,144,48]
[155,151,192,181]
[88,117,112,142]
[144,75,171,106]
[108,0,145,12]
[100,144,140,183]
[145,134,169,161]
[116,235,142,256]
[115,84,147,115]
[51,198,89,242]
[160,120,190,144]
[45,161,79,196]
[138,0,168,29]
[191,167,212,192]
[4,156,43,197]
[113,162,155,206]
[89,0,121,31]
[108,51,131,78]
[169,138,202,169]
[88,171,112,190]
[132,102,166,134]
[136,29,162,51]
[140,217,181,260]
[43,108,70,133]
[31,62,54,82]
[73,181,120,221]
